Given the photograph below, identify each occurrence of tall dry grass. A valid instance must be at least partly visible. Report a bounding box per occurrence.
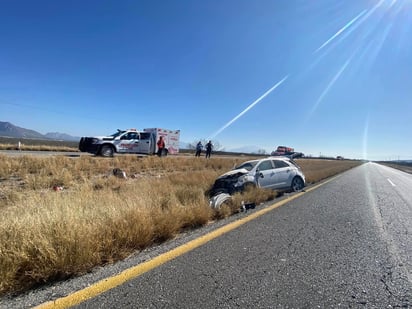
[0,155,361,295]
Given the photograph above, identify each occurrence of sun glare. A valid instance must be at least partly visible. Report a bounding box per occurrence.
[381,0,412,11]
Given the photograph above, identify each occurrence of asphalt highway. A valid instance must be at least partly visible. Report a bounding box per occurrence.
[2,162,411,308]
[67,162,410,308]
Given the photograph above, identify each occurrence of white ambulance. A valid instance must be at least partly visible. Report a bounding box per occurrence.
[79,128,180,157]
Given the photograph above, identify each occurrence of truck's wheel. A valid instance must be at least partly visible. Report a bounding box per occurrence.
[100,145,114,157]
[161,149,168,157]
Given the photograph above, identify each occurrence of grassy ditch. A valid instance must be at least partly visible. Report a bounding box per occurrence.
[0,155,361,295]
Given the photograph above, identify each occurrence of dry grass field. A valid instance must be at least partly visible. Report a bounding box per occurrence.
[0,154,361,295]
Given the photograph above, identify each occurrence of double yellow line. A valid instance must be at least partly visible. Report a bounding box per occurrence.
[36,177,336,309]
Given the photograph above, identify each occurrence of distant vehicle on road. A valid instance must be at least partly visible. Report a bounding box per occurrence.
[271,146,304,158]
[210,156,305,197]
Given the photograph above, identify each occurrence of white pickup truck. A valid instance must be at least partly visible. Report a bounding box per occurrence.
[78,128,180,157]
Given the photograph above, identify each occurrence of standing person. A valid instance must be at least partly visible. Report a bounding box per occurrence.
[195,141,203,157]
[205,140,213,159]
[157,136,165,157]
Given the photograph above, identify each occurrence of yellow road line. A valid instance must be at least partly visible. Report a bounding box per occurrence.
[35,176,338,309]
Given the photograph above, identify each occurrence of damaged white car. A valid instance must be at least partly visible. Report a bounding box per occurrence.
[210,157,306,198]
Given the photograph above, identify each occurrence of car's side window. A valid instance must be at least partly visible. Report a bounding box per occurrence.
[140,133,151,140]
[257,160,273,171]
[122,133,135,140]
[272,160,289,169]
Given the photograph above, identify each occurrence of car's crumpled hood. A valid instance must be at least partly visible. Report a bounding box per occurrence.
[218,168,249,179]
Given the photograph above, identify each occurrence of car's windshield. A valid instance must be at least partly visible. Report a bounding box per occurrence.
[110,130,126,138]
[289,159,301,169]
[234,161,258,171]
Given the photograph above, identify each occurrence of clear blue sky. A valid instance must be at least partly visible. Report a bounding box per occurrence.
[1,0,411,160]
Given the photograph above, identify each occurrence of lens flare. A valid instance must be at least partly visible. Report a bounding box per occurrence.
[362,115,369,160]
[208,0,404,140]
[306,56,352,120]
[314,10,368,53]
[314,0,387,56]
[209,75,289,139]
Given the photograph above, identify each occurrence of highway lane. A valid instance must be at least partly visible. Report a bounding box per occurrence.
[69,162,411,308]
[364,163,412,285]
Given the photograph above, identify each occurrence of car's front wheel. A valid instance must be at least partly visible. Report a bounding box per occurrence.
[100,145,114,157]
[291,176,304,192]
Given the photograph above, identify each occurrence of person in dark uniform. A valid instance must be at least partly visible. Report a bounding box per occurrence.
[195,141,203,157]
[205,140,213,159]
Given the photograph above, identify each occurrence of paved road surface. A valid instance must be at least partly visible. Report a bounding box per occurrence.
[2,162,411,308]
[70,162,410,308]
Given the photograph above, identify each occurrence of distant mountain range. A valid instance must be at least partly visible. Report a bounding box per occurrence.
[43,132,80,141]
[0,121,80,141]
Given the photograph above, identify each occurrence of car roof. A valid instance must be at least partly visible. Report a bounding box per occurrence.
[268,156,290,160]
[242,156,291,165]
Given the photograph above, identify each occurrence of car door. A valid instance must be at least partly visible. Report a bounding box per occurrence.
[271,159,293,189]
[117,132,137,153]
[134,132,152,154]
[255,160,276,189]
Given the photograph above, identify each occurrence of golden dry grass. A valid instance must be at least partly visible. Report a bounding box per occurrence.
[0,154,361,295]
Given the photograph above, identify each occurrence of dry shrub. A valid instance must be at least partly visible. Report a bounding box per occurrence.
[0,155,13,178]
[0,189,167,293]
[213,203,233,220]
[0,188,22,207]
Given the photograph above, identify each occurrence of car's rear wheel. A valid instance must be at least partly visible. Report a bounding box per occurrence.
[100,145,114,157]
[291,176,304,192]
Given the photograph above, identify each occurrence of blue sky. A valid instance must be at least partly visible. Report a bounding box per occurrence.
[1,0,411,160]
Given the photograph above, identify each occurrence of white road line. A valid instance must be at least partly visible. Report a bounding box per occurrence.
[387,178,396,187]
